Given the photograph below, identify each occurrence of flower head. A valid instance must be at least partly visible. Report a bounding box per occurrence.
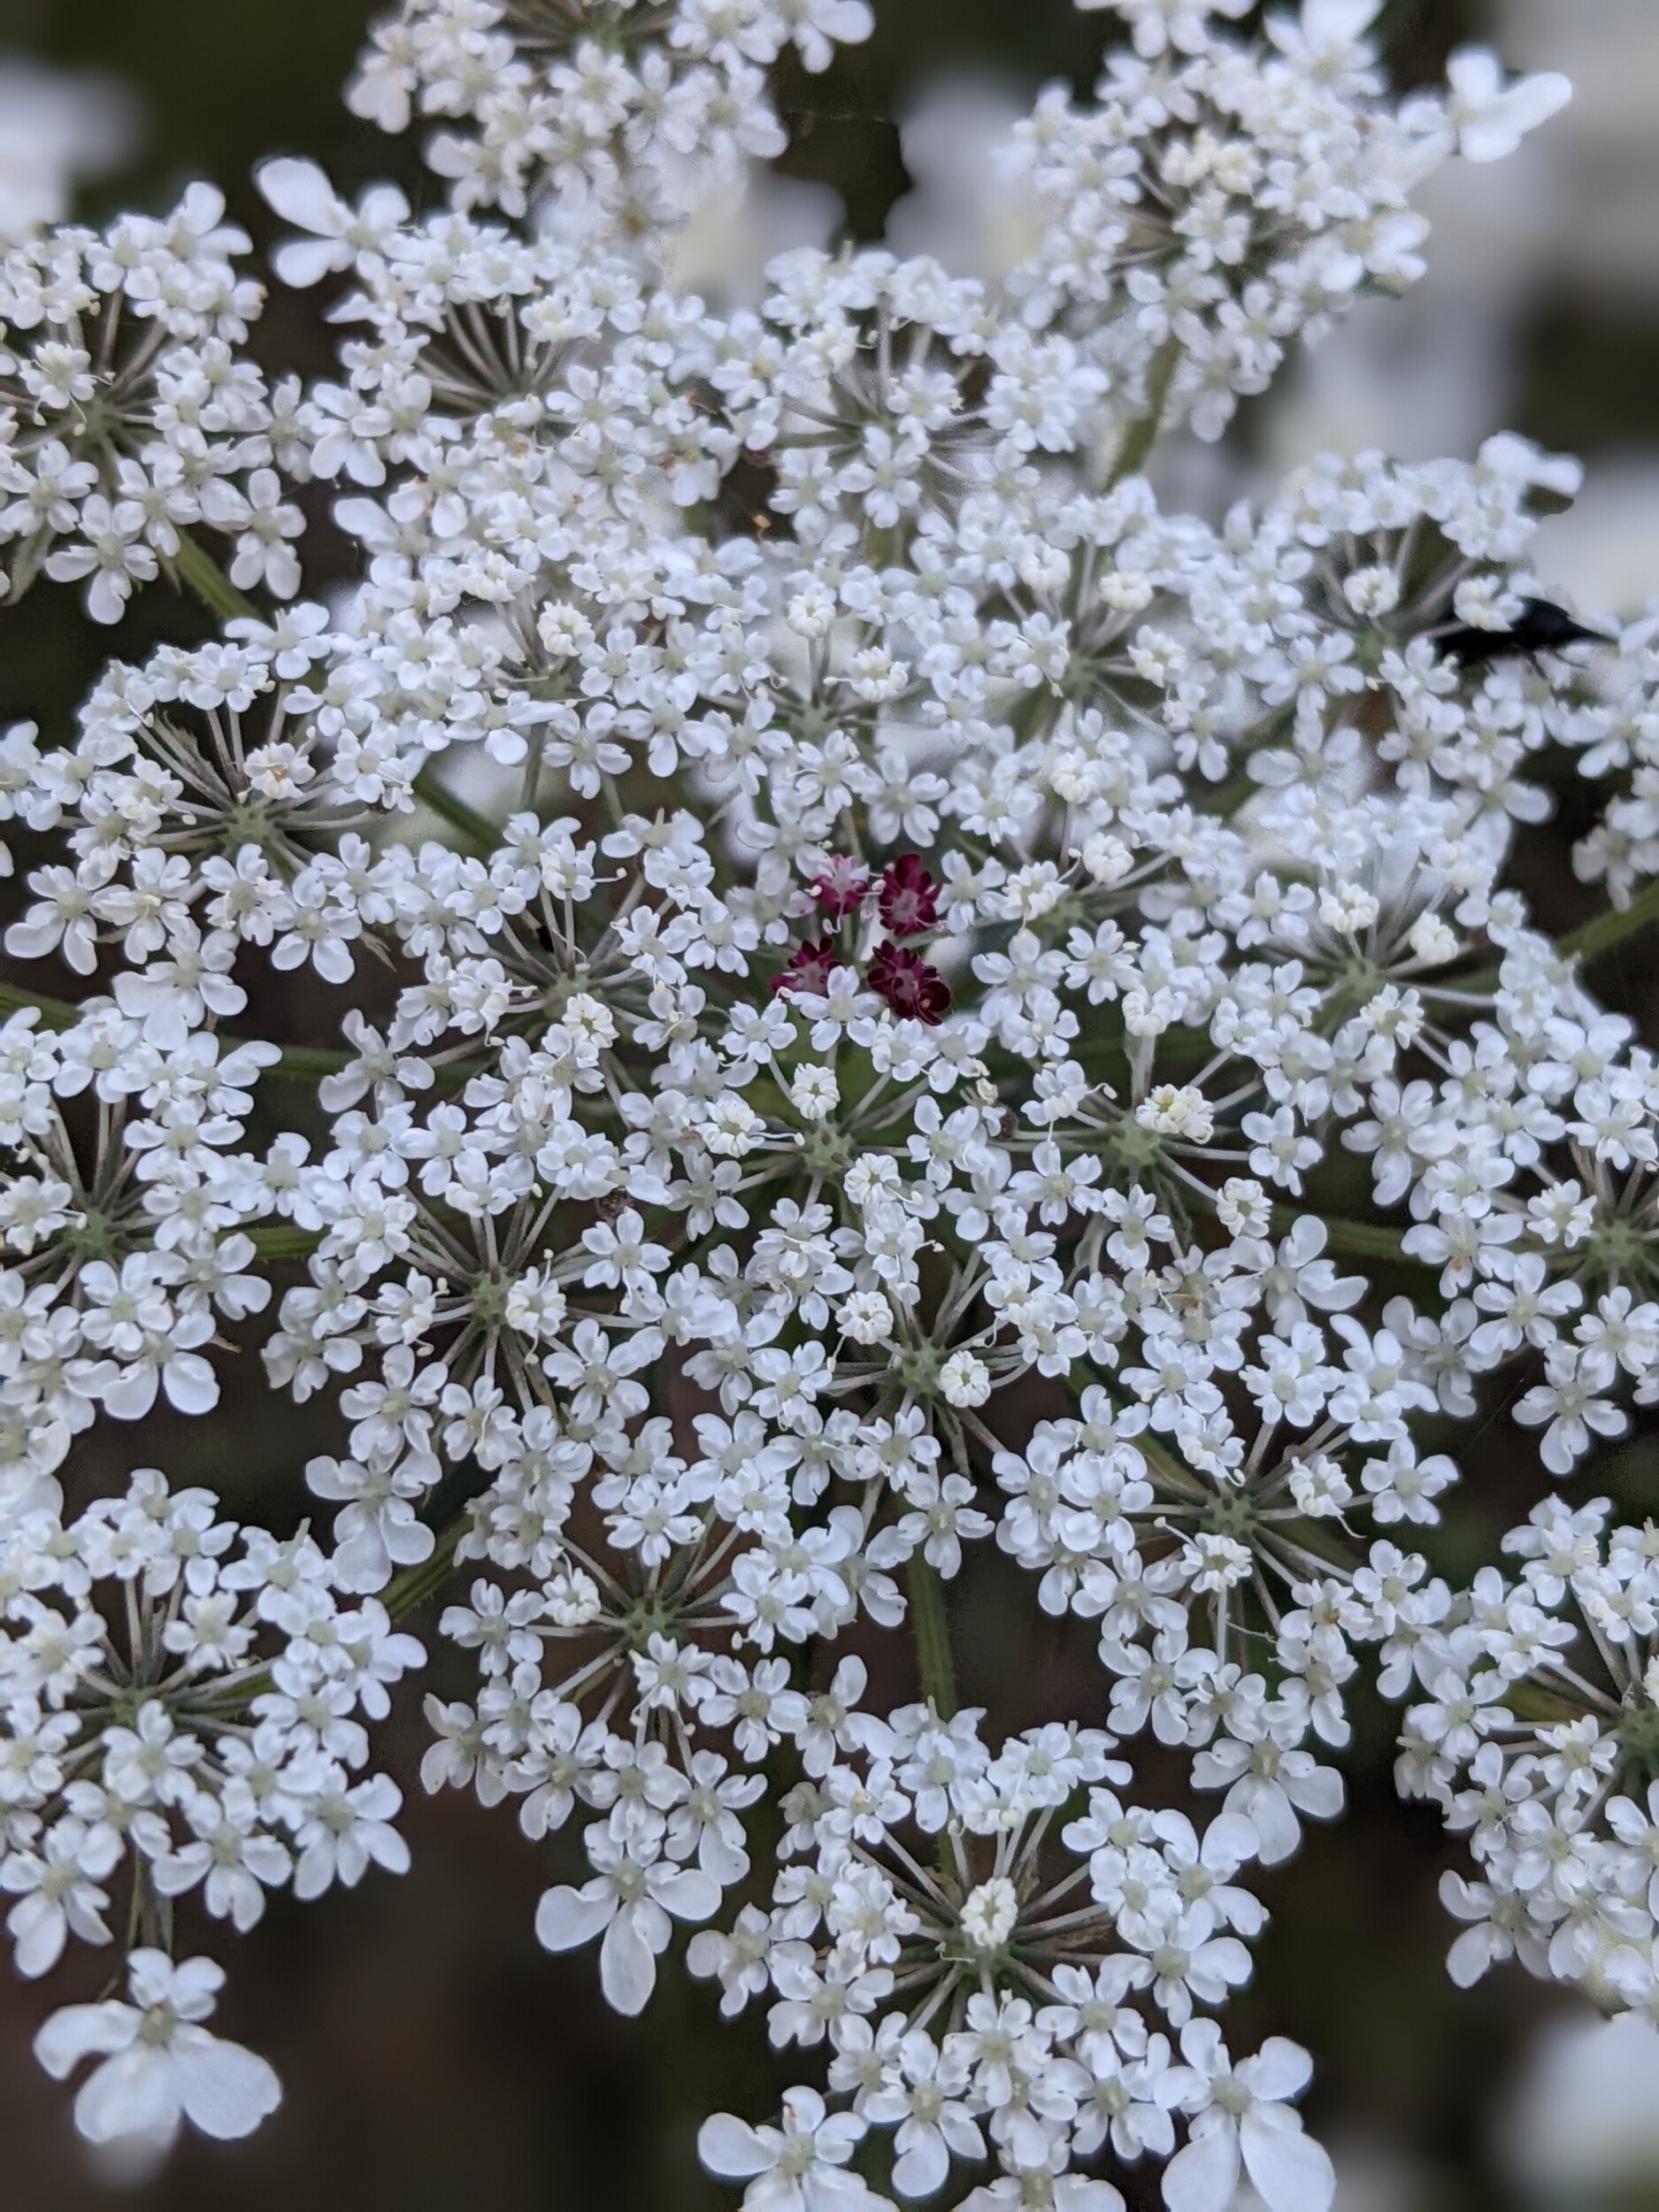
[35,1951,280,2149]
[867,942,951,1025]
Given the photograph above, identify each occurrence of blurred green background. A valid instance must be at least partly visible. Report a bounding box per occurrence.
[3,2,1659,2207]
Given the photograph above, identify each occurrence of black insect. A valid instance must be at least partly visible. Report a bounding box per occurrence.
[1438,597,1611,667]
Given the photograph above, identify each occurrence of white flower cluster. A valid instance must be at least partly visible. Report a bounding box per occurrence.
[0,187,309,623]
[1,1467,418,2143]
[1400,1494,1659,2016]
[0,1006,281,1476]
[345,0,875,228]
[1555,611,1659,908]
[0,0,1647,2203]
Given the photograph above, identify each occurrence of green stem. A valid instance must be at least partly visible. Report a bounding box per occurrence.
[169,532,261,624]
[1108,337,1180,487]
[248,1224,324,1262]
[1561,873,1659,970]
[1270,1207,1419,1266]
[383,1517,467,1620]
[907,1555,958,1719]
[0,979,90,1031]
[259,1041,355,1082]
[413,769,501,856]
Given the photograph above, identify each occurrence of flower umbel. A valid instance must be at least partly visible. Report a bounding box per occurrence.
[0,1,1645,2207]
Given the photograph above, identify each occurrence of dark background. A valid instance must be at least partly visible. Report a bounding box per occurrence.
[3,2,1659,2205]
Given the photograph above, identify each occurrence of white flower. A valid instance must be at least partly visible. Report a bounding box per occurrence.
[789,1065,841,1121]
[1137,1085,1215,1144]
[1163,2024,1333,2212]
[960,1877,1019,1952]
[1442,50,1572,164]
[839,1292,895,1347]
[1,1816,119,1975]
[256,157,410,287]
[1514,1346,1629,1474]
[535,1828,720,2015]
[291,1770,411,1898]
[1300,0,1384,45]
[1406,912,1458,966]
[698,2086,892,2212]
[1074,0,1251,59]
[35,1950,280,2147]
[939,1349,991,1408]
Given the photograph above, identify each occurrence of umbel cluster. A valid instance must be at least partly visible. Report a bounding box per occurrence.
[1,4,1655,2209]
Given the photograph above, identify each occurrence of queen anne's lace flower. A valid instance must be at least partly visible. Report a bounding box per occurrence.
[0,0,1645,2202]
[0,186,307,622]
[35,1950,280,2148]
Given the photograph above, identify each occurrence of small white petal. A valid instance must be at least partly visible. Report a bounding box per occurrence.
[598,1909,657,2015]
[173,2028,282,2141]
[533,1883,613,1953]
[256,157,342,233]
[698,2113,776,2180]
[1240,2107,1337,2212]
[1163,2122,1241,2212]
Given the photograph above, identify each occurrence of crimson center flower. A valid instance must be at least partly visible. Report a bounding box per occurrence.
[877,854,940,938]
[772,938,840,997]
[867,940,951,1025]
[808,856,870,918]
